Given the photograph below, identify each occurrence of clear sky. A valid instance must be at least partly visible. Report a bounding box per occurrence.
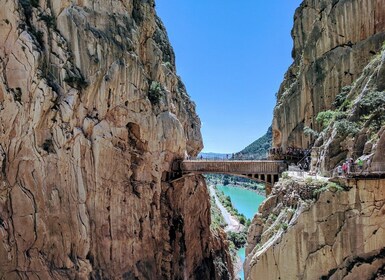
[156,1,302,153]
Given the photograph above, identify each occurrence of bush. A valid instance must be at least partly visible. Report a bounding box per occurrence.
[239,216,246,225]
[313,182,344,195]
[316,110,337,129]
[281,222,288,231]
[304,126,319,137]
[148,81,163,105]
[333,86,351,108]
[228,231,247,248]
[359,91,385,115]
[335,119,360,136]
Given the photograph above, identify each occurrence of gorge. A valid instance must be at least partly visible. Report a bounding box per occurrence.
[1,0,385,280]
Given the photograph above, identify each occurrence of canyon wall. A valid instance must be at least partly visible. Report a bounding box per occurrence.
[312,45,385,175]
[245,177,385,280]
[0,0,232,279]
[245,0,385,279]
[273,0,385,151]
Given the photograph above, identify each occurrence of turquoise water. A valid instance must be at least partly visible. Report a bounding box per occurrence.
[217,185,265,280]
[217,185,265,220]
[237,247,246,280]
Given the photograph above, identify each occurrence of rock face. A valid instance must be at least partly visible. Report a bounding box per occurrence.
[0,0,232,279]
[272,0,385,151]
[312,46,385,175]
[245,1,385,279]
[245,177,385,280]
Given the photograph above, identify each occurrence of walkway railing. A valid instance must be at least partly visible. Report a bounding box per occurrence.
[333,162,385,178]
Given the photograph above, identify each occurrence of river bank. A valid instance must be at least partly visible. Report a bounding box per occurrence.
[204,174,266,196]
[209,183,266,279]
[209,185,244,233]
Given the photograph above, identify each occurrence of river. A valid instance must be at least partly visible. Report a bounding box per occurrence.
[217,185,265,280]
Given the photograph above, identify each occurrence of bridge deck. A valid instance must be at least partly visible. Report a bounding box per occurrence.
[179,160,287,175]
[170,160,288,195]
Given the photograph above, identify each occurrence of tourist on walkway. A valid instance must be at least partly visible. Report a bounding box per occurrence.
[342,162,348,175]
[337,165,342,176]
[356,158,363,172]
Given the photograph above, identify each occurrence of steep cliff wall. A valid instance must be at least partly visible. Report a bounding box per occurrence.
[245,1,385,279]
[0,0,232,279]
[273,0,385,151]
[245,177,385,280]
[312,45,385,175]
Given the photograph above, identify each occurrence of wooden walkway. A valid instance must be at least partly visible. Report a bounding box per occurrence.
[170,160,288,195]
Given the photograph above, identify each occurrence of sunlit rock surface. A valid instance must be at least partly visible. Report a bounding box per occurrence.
[272,0,385,151]
[0,0,232,279]
[245,178,385,280]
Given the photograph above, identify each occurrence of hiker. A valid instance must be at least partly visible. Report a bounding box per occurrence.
[356,158,364,171]
[348,158,354,173]
[337,165,342,176]
[342,162,348,175]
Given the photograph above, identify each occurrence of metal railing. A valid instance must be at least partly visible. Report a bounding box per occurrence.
[333,162,385,178]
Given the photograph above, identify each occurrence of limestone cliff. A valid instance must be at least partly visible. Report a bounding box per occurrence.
[0,0,232,279]
[245,177,385,279]
[245,1,385,279]
[312,45,385,175]
[272,0,385,151]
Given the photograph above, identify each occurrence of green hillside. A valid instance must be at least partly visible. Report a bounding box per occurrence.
[236,126,272,159]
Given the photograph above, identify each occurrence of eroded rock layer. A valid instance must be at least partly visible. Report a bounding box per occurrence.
[0,0,232,279]
[273,0,385,150]
[245,178,385,280]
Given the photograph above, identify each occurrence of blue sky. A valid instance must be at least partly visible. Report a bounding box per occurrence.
[156,1,302,153]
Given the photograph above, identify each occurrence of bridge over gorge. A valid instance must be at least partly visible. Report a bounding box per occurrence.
[170,160,288,195]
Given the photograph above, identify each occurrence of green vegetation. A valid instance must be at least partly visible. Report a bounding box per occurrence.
[281,172,289,179]
[210,195,226,230]
[334,119,360,136]
[333,86,352,108]
[303,126,319,138]
[358,91,385,115]
[214,187,250,226]
[313,182,344,195]
[316,110,337,129]
[148,81,163,105]
[236,126,272,159]
[205,174,265,194]
[227,230,247,248]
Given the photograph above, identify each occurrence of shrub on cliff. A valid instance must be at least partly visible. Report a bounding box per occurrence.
[148,81,163,105]
[358,91,385,115]
[316,110,337,129]
[227,231,247,248]
[333,86,352,108]
[334,119,360,136]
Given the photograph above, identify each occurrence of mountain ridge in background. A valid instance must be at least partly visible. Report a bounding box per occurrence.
[236,126,272,160]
